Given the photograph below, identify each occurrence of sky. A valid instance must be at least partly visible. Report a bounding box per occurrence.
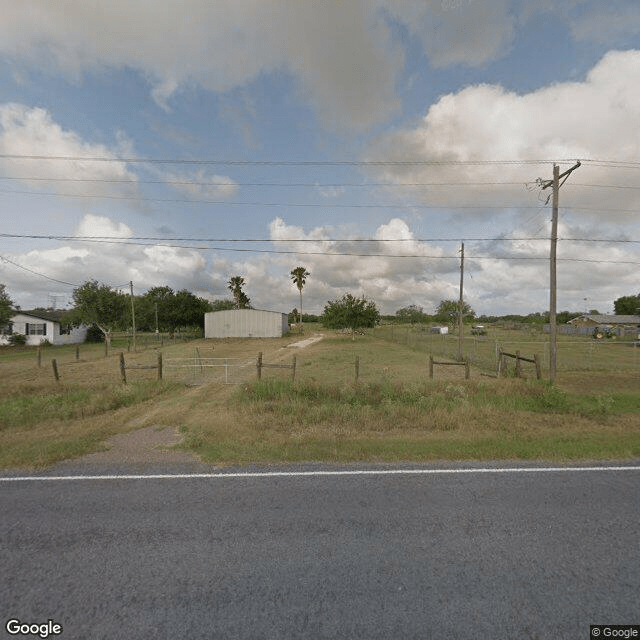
[1,0,639,317]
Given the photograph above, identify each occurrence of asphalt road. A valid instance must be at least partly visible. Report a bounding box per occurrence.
[1,463,639,639]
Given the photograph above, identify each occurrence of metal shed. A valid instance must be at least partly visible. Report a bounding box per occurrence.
[204,309,289,338]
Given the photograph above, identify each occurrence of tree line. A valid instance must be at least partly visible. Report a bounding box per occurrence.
[2,275,639,347]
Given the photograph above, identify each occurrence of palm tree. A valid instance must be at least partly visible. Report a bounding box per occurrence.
[290,266,310,332]
[228,276,250,309]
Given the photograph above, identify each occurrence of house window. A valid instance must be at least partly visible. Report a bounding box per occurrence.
[26,323,47,336]
[59,325,70,335]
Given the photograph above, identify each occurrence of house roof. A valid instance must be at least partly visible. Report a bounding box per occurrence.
[568,314,640,325]
[13,309,69,323]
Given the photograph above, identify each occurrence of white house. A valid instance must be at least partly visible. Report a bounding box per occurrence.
[0,310,87,346]
[205,309,289,338]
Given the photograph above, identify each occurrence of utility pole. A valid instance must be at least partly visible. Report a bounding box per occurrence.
[539,161,581,382]
[130,281,137,352]
[458,241,464,361]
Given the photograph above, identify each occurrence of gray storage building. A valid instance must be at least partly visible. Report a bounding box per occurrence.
[205,309,289,338]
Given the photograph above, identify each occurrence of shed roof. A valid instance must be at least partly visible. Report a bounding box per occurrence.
[568,314,640,325]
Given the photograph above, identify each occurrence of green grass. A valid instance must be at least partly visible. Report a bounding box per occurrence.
[2,326,639,469]
[0,381,175,430]
[176,376,640,465]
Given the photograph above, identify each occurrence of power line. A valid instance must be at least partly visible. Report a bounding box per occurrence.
[0,176,534,187]
[2,186,639,213]
[0,255,80,287]
[0,154,579,166]
[1,239,636,264]
[2,233,639,244]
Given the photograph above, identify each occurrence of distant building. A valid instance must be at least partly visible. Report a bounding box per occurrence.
[545,314,640,337]
[0,310,87,346]
[204,309,289,338]
[567,314,640,328]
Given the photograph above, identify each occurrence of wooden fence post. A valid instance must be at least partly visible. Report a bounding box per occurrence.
[534,353,542,380]
[515,351,522,378]
[37,346,41,368]
[51,359,60,382]
[291,355,297,382]
[429,355,434,379]
[75,345,80,361]
[157,352,163,381]
[465,359,470,379]
[355,356,360,384]
[257,352,262,380]
[104,341,108,358]
[119,352,127,384]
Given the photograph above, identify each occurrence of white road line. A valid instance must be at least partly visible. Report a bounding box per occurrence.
[1,466,640,481]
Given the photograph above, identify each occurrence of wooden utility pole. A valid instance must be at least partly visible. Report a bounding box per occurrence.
[130,281,137,352]
[549,165,559,383]
[458,241,464,361]
[539,161,581,382]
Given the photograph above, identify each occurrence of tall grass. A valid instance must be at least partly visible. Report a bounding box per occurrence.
[0,382,174,430]
[232,378,640,423]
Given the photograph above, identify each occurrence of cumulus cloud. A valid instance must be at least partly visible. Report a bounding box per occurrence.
[267,217,458,314]
[3,212,637,314]
[0,103,139,200]
[0,214,210,308]
[1,0,405,131]
[365,50,640,219]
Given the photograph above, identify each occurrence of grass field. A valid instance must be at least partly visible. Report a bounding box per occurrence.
[0,325,638,469]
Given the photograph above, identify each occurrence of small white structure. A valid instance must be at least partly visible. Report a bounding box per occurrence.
[205,309,289,338]
[0,311,87,346]
[430,325,449,335]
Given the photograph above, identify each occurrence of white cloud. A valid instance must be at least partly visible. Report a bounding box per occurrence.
[1,1,404,131]
[2,212,637,315]
[365,50,640,220]
[74,214,133,239]
[0,103,139,199]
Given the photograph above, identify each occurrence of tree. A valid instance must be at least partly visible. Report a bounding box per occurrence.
[174,289,210,329]
[228,276,250,309]
[395,304,428,324]
[614,293,640,315]
[290,266,310,331]
[321,293,380,340]
[435,299,475,325]
[0,284,13,330]
[70,280,129,348]
[210,299,235,312]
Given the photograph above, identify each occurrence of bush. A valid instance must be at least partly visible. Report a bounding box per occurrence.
[8,334,26,346]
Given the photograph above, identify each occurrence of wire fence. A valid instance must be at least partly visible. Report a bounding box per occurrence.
[376,325,640,374]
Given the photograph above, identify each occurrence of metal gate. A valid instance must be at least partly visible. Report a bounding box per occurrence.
[162,357,255,384]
